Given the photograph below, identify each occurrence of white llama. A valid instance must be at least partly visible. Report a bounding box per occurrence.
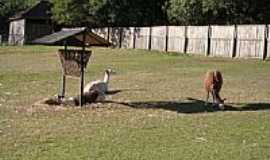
[83,69,114,101]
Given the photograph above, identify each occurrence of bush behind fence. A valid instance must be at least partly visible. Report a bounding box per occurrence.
[92,25,270,60]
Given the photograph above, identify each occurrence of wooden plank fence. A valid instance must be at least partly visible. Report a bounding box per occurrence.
[235,25,266,59]
[109,27,122,48]
[167,26,186,53]
[134,27,151,50]
[92,25,270,60]
[267,25,270,59]
[210,25,235,57]
[186,26,209,56]
[121,27,135,49]
[151,26,167,51]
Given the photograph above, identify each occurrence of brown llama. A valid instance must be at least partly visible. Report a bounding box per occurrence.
[204,70,226,109]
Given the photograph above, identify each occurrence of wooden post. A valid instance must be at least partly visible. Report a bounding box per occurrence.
[107,27,110,43]
[58,41,67,99]
[184,26,188,54]
[119,27,123,48]
[148,26,152,50]
[165,26,168,52]
[229,25,235,58]
[205,26,211,56]
[133,27,136,49]
[232,25,237,58]
[263,25,268,60]
[58,74,66,99]
[80,31,86,107]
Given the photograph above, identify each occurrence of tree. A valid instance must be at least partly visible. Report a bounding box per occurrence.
[0,0,36,34]
[51,0,168,27]
[202,0,235,24]
[166,0,203,25]
[167,0,270,25]
[232,0,270,24]
[87,0,108,26]
[2,0,270,30]
[0,0,36,18]
[51,0,88,26]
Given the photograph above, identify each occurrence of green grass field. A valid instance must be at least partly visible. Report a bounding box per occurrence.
[0,45,270,160]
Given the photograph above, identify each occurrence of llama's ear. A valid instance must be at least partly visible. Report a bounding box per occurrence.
[110,69,116,74]
[107,68,114,72]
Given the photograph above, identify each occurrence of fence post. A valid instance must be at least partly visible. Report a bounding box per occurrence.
[119,27,123,48]
[232,25,237,58]
[184,26,188,54]
[148,26,152,50]
[206,25,211,56]
[107,27,110,42]
[133,27,136,49]
[263,25,268,60]
[229,25,235,58]
[165,26,168,52]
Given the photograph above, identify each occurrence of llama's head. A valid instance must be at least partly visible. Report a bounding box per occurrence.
[105,68,116,75]
[216,98,226,110]
[103,68,116,84]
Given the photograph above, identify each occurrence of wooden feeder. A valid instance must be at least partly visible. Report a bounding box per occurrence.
[32,27,111,106]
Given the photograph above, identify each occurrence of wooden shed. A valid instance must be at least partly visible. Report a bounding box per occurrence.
[8,0,52,45]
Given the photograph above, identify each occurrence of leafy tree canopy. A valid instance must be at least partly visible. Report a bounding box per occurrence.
[1,0,270,29]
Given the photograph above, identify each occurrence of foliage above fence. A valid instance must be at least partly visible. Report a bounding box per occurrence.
[2,0,270,31]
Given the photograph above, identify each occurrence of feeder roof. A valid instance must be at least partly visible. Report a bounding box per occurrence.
[32,27,111,47]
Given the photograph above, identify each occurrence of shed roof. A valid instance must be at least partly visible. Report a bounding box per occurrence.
[31,27,111,47]
[9,0,51,21]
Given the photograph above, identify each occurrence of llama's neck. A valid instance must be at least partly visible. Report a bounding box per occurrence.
[103,72,110,84]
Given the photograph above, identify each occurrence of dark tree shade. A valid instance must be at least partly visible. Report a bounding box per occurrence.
[0,0,36,34]
[51,0,168,27]
[2,0,270,31]
[167,0,270,25]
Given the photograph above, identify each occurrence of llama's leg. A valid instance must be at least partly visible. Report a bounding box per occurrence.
[216,93,222,102]
[205,91,209,106]
[211,90,217,104]
[216,93,225,110]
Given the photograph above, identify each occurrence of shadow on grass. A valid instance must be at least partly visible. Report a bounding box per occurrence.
[225,102,270,111]
[105,97,270,114]
[106,90,123,95]
[106,89,147,95]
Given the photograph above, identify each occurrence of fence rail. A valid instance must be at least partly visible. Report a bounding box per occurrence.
[92,25,270,60]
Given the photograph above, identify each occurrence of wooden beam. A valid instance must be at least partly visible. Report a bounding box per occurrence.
[58,41,67,99]
[80,31,86,107]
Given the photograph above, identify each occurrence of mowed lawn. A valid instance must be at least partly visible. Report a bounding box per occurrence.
[0,45,270,160]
